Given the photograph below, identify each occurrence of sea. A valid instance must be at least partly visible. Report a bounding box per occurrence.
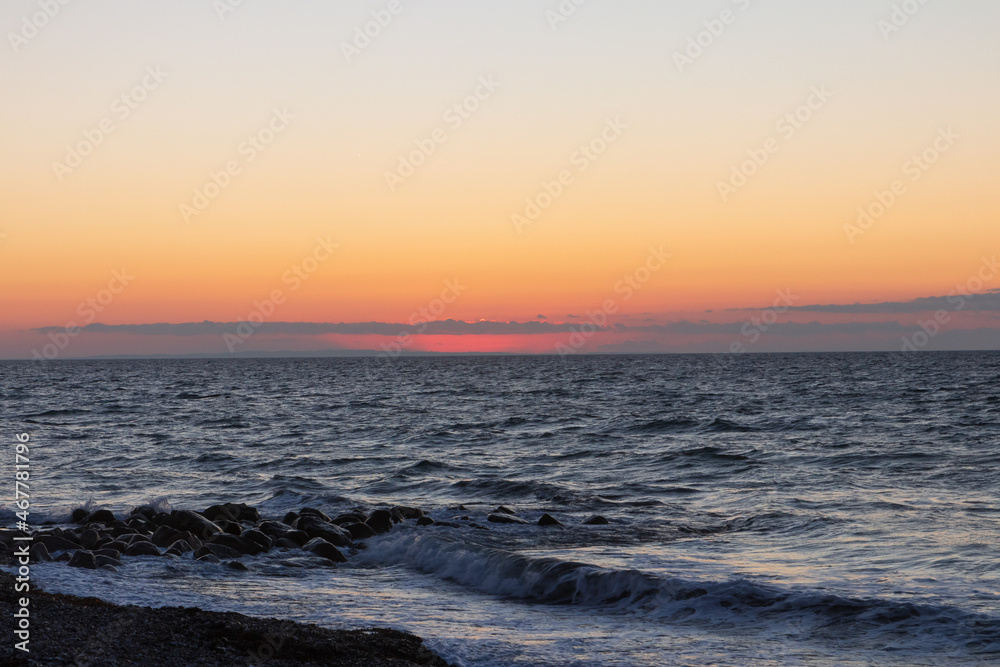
[2,352,999,666]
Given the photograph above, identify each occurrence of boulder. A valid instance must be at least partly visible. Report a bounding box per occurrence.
[204,503,261,524]
[167,539,193,555]
[196,553,221,564]
[151,525,181,548]
[296,516,352,547]
[255,520,295,537]
[79,528,101,550]
[281,511,299,526]
[241,529,272,552]
[195,544,241,560]
[365,510,393,535]
[226,561,249,571]
[215,519,243,536]
[167,510,222,538]
[487,513,529,525]
[302,537,347,563]
[70,508,89,524]
[583,515,609,525]
[85,509,116,524]
[68,551,98,569]
[130,505,157,520]
[345,522,377,540]
[125,541,161,557]
[537,513,563,527]
[29,542,52,563]
[208,533,263,556]
[104,540,129,555]
[281,530,310,547]
[298,507,332,522]
[95,554,121,568]
[331,512,367,526]
[494,506,517,515]
[416,517,435,527]
[273,537,299,549]
[37,534,81,552]
[393,506,425,520]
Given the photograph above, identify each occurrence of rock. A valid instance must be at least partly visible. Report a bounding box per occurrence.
[94,548,121,560]
[68,551,98,569]
[85,509,116,524]
[393,506,425,520]
[196,553,221,564]
[390,508,405,523]
[203,503,260,524]
[151,525,181,548]
[299,507,333,522]
[282,530,310,546]
[365,510,394,535]
[255,520,294,537]
[37,534,81,552]
[173,531,203,551]
[468,523,490,531]
[215,519,243,536]
[241,529,272,551]
[108,525,133,538]
[331,512,367,526]
[487,513,529,525]
[29,542,52,563]
[302,537,347,563]
[104,540,129,555]
[416,517,435,527]
[537,513,563,526]
[130,505,157,520]
[345,522,377,540]
[273,538,299,549]
[128,534,153,545]
[494,506,517,515]
[94,536,114,549]
[281,511,299,525]
[296,516,352,547]
[195,544,241,560]
[226,560,249,571]
[167,539,193,555]
[433,521,461,529]
[167,510,222,538]
[95,554,121,568]
[208,533,263,556]
[99,564,118,572]
[79,528,101,550]
[70,508,89,523]
[55,552,73,562]
[126,541,161,557]
[583,515,609,525]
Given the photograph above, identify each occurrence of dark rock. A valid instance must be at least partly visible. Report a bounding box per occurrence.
[416,517,435,527]
[281,511,299,525]
[390,508,405,523]
[167,510,222,538]
[195,544,241,560]
[433,521,461,529]
[196,553,221,564]
[583,515,610,525]
[94,536,114,549]
[331,512,367,526]
[104,540,129,555]
[208,533,263,556]
[282,530,310,546]
[29,542,52,563]
[241,529,272,551]
[226,560,249,571]
[126,541,161,557]
[302,537,347,563]
[345,522,377,540]
[70,508,89,523]
[151,525,181,548]
[37,534,81,552]
[255,520,294,537]
[274,537,299,549]
[365,510,394,535]
[99,564,118,572]
[108,525,133,538]
[393,506,425,519]
[173,531,203,550]
[468,523,490,531]
[537,513,563,526]
[79,528,101,550]
[94,548,121,560]
[85,509,116,524]
[55,552,73,562]
[128,534,153,545]
[215,519,243,536]
[95,554,121,568]
[299,507,333,522]
[487,513,529,525]
[204,503,261,524]
[130,505,157,519]
[296,516,352,546]
[494,506,517,515]
[68,551,98,569]
[167,539,193,555]
[126,518,152,533]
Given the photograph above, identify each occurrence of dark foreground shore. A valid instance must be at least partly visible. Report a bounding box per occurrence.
[0,571,450,666]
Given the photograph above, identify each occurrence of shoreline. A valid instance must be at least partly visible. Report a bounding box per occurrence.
[0,570,451,666]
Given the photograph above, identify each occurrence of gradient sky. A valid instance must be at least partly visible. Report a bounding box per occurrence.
[2,0,999,358]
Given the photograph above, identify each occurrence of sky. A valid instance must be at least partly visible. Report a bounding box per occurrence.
[2,0,999,358]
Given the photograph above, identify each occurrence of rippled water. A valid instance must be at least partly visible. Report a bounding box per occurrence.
[2,353,1000,665]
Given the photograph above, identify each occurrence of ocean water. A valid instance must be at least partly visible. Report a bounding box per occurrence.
[2,353,1000,665]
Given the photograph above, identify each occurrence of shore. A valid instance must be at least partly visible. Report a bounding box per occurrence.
[0,570,450,666]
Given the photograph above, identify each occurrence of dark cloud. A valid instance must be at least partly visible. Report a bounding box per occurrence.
[30,320,595,337]
[754,290,1000,314]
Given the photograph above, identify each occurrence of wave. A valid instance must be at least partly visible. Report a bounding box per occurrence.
[362,532,1000,654]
